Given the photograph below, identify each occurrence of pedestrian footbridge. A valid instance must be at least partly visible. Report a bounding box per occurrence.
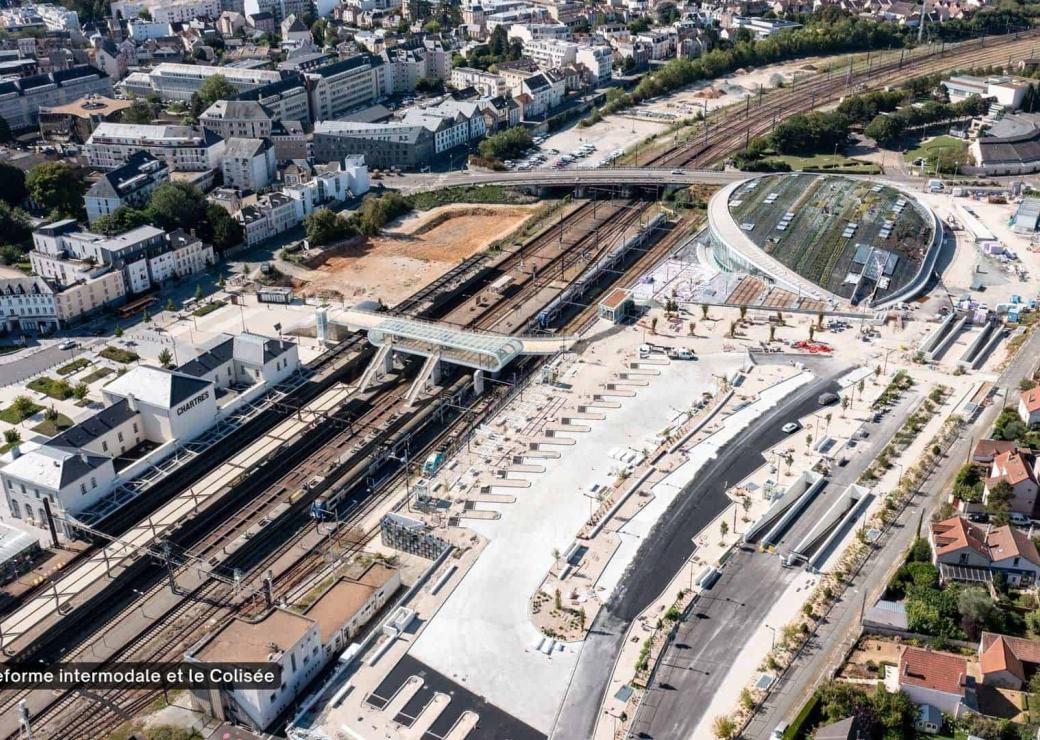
[327,308,576,402]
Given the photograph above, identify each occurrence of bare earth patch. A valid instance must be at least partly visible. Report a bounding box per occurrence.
[296,204,539,304]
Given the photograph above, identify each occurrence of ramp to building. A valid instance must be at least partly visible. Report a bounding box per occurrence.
[744,471,826,547]
[790,483,872,570]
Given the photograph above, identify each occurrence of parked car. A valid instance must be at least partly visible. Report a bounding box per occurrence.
[1010,512,1031,527]
[58,341,77,350]
[967,512,989,523]
[781,422,800,434]
[817,392,839,406]
[771,723,789,740]
[667,348,695,360]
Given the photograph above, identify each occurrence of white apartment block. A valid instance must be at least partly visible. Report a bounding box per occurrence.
[127,19,173,40]
[522,39,578,68]
[508,22,571,44]
[306,54,388,122]
[112,0,222,23]
[86,123,226,172]
[222,137,277,191]
[451,67,507,97]
[577,46,612,85]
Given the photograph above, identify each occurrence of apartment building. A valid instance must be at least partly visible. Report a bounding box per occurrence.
[306,54,388,121]
[313,120,434,169]
[576,45,612,85]
[111,0,222,23]
[0,65,112,131]
[85,151,171,225]
[236,157,369,245]
[244,0,314,24]
[522,39,577,68]
[403,99,486,152]
[86,123,226,172]
[383,47,427,93]
[235,73,311,123]
[451,67,507,97]
[271,119,308,161]
[200,100,274,139]
[32,220,214,295]
[237,192,300,246]
[222,137,277,191]
[507,21,569,43]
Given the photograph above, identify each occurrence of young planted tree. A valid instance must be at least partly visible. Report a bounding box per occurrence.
[158,348,173,368]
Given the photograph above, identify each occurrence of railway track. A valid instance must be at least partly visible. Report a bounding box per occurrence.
[1,196,671,740]
[646,30,1040,169]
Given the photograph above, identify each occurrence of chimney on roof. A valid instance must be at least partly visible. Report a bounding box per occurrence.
[79,452,87,464]
[8,445,19,460]
[127,392,137,412]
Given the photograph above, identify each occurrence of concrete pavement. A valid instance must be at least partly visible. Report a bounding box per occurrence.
[550,367,843,740]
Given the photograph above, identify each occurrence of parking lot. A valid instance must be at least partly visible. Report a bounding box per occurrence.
[504,133,623,173]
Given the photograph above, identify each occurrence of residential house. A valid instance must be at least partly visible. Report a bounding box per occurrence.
[979,631,1040,690]
[929,515,1040,586]
[1018,388,1040,426]
[972,439,1021,464]
[891,646,976,718]
[984,448,1039,517]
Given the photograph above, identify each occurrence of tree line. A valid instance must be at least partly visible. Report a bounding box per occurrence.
[92,181,243,252]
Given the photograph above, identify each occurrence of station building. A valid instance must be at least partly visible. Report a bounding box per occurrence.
[0,333,300,542]
[186,563,400,731]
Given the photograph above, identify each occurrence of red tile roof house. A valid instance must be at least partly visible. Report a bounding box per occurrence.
[1018,388,1040,426]
[972,439,1020,465]
[978,632,1040,690]
[893,647,977,717]
[983,449,1040,517]
[929,516,1040,587]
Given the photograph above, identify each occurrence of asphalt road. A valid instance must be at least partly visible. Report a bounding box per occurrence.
[550,367,843,740]
[740,328,1040,739]
[629,385,921,739]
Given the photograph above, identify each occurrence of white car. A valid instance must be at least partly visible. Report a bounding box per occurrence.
[667,348,695,360]
[781,422,800,434]
[770,723,789,740]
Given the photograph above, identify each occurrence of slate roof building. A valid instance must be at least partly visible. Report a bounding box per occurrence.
[85,151,171,224]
